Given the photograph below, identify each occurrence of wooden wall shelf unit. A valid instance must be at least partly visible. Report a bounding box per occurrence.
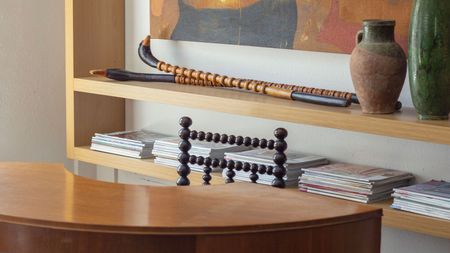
[65,0,450,241]
[75,77,450,145]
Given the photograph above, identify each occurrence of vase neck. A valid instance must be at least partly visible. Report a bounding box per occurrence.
[362,20,396,43]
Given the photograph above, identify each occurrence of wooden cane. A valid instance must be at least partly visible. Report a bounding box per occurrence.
[90,69,351,107]
[138,36,352,106]
[139,35,402,110]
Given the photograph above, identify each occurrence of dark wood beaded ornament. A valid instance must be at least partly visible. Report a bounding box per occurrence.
[177,117,288,188]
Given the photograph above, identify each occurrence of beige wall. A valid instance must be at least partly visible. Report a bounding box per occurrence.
[0,0,67,167]
[121,1,450,252]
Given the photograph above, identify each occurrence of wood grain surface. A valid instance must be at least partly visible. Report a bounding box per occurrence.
[74,77,450,145]
[0,163,382,253]
[65,0,126,157]
[0,163,380,235]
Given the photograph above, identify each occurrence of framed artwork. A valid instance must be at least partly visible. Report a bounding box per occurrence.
[150,0,411,54]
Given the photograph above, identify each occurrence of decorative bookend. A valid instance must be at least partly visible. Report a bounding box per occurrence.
[177,116,288,188]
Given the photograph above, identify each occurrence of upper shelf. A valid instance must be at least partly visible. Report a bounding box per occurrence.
[74,77,450,146]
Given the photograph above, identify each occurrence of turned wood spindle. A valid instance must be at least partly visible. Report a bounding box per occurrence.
[225,160,236,184]
[175,117,286,187]
[177,117,192,186]
[272,128,288,188]
[203,157,212,185]
[250,163,259,183]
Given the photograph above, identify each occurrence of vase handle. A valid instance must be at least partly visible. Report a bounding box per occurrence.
[356,30,363,45]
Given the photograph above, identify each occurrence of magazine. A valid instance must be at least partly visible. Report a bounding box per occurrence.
[225,149,328,168]
[393,180,450,202]
[95,130,170,145]
[302,163,413,184]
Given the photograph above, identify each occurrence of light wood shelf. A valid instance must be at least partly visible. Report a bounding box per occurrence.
[370,200,450,239]
[75,146,450,239]
[73,147,223,186]
[75,77,450,146]
[72,146,450,240]
[285,189,450,239]
[66,0,450,241]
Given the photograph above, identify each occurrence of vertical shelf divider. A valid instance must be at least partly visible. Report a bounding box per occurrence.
[66,0,126,158]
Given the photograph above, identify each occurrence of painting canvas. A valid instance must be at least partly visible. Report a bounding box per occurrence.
[150,0,412,54]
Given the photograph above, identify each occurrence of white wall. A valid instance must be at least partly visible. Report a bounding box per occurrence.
[123,1,450,252]
[0,0,67,167]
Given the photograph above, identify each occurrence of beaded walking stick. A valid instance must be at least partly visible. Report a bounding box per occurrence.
[90,69,351,107]
[138,36,353,105]
[138,35,402,110]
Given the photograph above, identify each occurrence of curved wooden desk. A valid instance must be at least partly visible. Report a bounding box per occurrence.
[0,163,382,253]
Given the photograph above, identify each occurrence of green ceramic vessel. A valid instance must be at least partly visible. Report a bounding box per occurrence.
[409,0,450,120]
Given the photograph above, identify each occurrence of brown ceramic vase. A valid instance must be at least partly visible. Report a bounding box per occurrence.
[350,20,407,114]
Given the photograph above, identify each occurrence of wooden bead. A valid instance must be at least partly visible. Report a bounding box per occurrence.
[274,140,288,152]
[206,132,213,142]
[203,167,212,174]
[177,153,190,164]
[212,158,220,167]
[272,178,285,188]
[177,164,190,177]
[274,128,288,140]
[178,129,190,140]
[204,157,212,167]
[179,117,192,128]
[252,138,260,148]
[219,159,228,169]
[243,162,251,172]
[250,163,258,173]
[198,131,206,141]
[228,135,236,145]
[260,138,268,149]
[217,75,226,84]
[267,166,274,175]
[225,170,236,184]
[236,136,244,146]
[202,174,212,185]
[273,166,286,178]
[189,130,198,140]
[220,134,228,144]
[227,160,235,170]
[268,140,275,150]
[176,177,190,186]
[196,156,205,166]
[273,153,287,166]
[189,155,197,164]
[244,137,252,146]
[178,140,191,152]
[258,165,267,174]
[213,133,221,143]
[249,173,259,183]
[235,161,243,171]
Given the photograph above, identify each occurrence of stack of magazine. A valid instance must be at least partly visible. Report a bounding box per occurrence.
[152,137,249,172]
[299,163,414,203]
[224,149,328,187]
[391,180,450,220]
[90,130,169,159]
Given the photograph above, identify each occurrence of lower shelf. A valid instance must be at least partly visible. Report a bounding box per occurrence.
[73,146,224,186]
[72,146,450,239]
[370,200,450,239]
